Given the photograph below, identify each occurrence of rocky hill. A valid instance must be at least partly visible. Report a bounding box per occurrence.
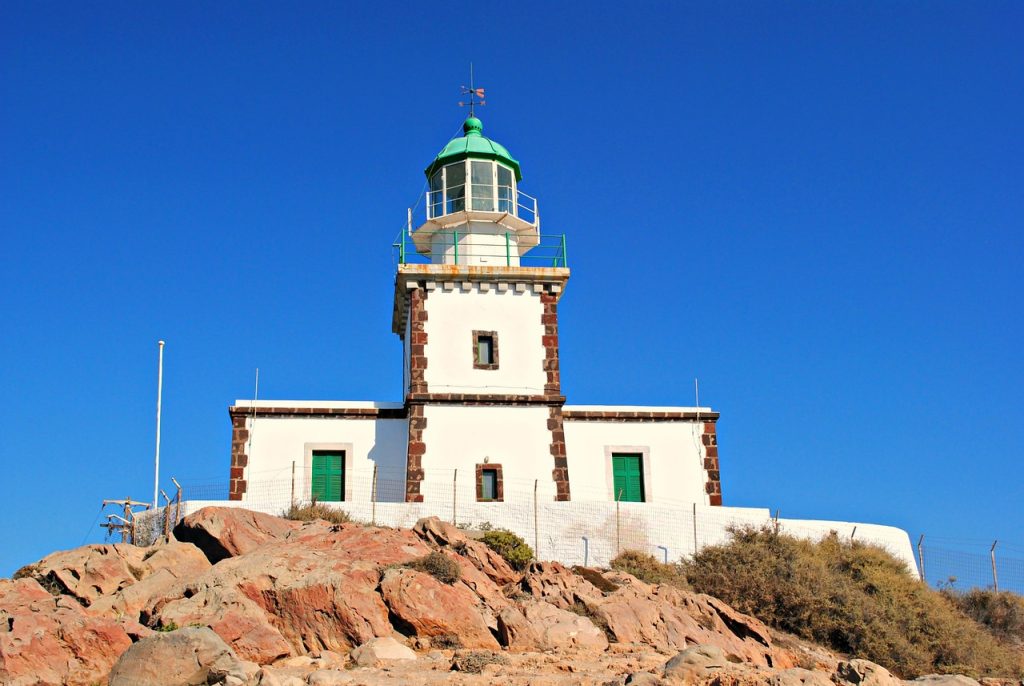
[0,508,1012,685]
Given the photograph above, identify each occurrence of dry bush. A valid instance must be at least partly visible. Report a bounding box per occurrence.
[681,526,1024,679]
[282,501,353,525]
[451,650,508,673]
[610,550,690,590]
[943,588,1024,645]
[406,551,461,585]
[430,633,463,650]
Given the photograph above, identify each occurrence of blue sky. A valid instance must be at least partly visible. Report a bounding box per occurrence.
[1,1,1021,579]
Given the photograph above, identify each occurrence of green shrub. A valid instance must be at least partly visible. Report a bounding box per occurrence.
[406,551,461,584]
[943,588,1024,645]
[282,501,353,525]
[610,550,689,590]
[479,529,533,571]
[681,526,1024,679]
[155,621,178,632]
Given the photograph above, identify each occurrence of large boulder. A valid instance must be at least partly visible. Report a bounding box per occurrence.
[148,522,432,661]
[107,626,244,686]
[497,600,609,651]
[520,561,606,609]
[413,517,521,586]
[0,577,136,686]
[379,567,500,649]
[173,506,307,563]
[349,636,417,667]
[835,660,904,686]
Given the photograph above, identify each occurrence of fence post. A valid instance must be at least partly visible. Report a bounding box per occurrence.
[371,464,378,527]
[161,490,171,537]
[991,540,999,592]
[290,461,296,510]
[773,509,780,535]
[850,526,857,541]
[616,489,622,555]
[917,535,926,582]
[533,479,539,561]
[452,469,457,526]
[692,502,698,554]
[172,478,182,526]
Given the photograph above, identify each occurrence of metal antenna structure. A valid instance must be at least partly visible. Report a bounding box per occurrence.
[458,63,486,116]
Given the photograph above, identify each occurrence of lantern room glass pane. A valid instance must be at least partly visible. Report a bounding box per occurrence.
[471,161,494,211]
[429,169,443,218]
[497,165,513,213]
[445,162,465,213]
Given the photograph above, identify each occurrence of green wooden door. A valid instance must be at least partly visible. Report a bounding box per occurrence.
[311,451,344,502]
[612,453,644,502]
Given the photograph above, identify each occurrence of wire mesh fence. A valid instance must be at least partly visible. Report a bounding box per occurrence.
[136,466,1023,594]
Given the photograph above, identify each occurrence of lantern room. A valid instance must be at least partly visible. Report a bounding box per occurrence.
[410,116,541,266]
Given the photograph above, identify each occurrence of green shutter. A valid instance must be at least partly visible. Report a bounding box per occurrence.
[612,454,644,502]
[311,451,344,502]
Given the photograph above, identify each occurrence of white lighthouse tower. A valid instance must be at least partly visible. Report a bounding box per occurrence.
[393,113,572,503]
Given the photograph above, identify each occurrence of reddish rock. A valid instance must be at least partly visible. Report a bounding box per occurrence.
[108,626,243,686]
[149,522,431,661]
[173,506,307,563]
[0,577,134,686]
[498,600,609,652]
[520,561,606,609]
[14,543,148,606]
[380,568,500,650]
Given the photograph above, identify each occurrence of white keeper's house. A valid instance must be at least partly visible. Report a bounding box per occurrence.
[226,114,723,509]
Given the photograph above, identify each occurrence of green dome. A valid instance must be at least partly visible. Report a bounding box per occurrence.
[424,116,522,181]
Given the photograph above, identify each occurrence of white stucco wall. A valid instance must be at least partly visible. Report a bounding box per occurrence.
[419,404,558,501]
[563,414,710,504]
[238,401,408,504]
[422,286,545,394]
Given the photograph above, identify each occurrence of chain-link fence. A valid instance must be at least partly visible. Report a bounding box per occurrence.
[136,465,1022,594]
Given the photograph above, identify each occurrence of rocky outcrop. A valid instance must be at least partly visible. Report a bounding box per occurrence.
[13,508,984,686]
[0,577,137,686]
[107,626,247,686]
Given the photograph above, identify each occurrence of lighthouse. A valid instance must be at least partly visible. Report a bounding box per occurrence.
[394,113,573,503]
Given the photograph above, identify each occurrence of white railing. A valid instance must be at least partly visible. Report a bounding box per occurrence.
[423,185,538,227]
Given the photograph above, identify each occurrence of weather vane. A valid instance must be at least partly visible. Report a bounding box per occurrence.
[458,63,485,117]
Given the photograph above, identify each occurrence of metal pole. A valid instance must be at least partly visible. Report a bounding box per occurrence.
[290,461,296,509]
[692,502,698,554]
[850,526,857,541]
[917,535,926,582]
[991,540,999,592]
[657,545,668,564]
[161,490,171,537]
[773,509,780,535]
[559,234,567,267]
[581,536,589,567]
[172,478,182,525]
[533,479,539,560]
[371,464,378,527]
[452,469,457,525]
[453,230,459,265]
[616,489,622,554]
[153,341,164,511]
[122,498,130,544]
[505,232,511,267]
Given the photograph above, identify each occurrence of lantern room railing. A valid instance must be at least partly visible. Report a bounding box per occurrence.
[423,186,539,227]
[393,230,567,268]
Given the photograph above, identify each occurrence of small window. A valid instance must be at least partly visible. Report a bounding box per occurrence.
[472,330,499,369]
[476,463,503,501]
[481,469,498,500]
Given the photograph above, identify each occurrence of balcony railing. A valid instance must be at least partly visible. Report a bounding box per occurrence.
[422,186,539,227]
[393,230,567,268]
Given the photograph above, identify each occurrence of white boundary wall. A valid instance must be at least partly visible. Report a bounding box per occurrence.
[158,496,918,574]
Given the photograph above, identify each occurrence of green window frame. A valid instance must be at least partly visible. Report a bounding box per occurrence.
[612,453,645,503]
[311,450,345,502]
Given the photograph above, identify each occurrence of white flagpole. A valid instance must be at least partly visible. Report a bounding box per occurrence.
[153,341,165,510]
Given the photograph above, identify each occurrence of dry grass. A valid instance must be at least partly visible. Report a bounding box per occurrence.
[681,526,1024,679]
[282,501,353,525]
[451,650,508,673]
[943,588,1024,646]
[610,550,690,590]
[406,551,461,585]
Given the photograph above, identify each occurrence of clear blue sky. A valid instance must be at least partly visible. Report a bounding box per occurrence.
[1,1,1021,578]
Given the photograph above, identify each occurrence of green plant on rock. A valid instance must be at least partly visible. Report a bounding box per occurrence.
[610,550,689,590]
[479,529,533,571]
